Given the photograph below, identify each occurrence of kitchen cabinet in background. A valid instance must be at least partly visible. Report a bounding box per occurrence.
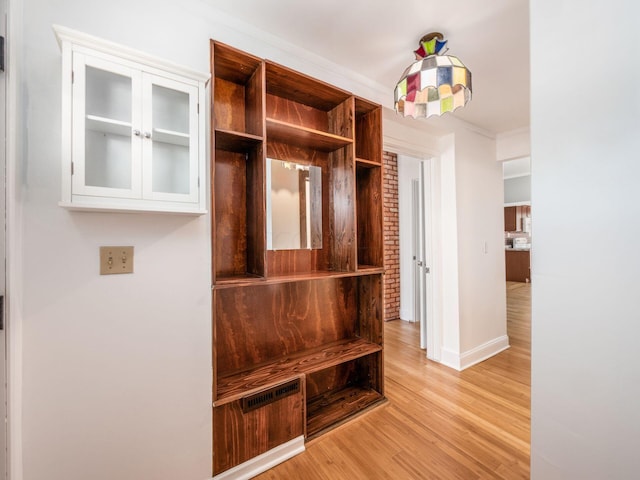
[504,205,531,232]
[506,249,530,282]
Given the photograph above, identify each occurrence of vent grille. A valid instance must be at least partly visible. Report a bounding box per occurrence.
[241,378,300,413]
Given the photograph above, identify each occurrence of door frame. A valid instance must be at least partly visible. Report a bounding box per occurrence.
[393,150,441,362]
[4,0,24,478]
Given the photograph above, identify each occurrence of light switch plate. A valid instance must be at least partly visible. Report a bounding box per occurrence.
[100,246,134,275]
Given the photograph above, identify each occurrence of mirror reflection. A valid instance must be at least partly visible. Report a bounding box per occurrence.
[267,158,322,250]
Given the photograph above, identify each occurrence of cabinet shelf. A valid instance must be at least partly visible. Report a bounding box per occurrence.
[153,128,190,146]
[266,118,352,152]
[306,385,385,439]
[213,268,384,289]
[214,337,382,405]
[214,128,263,153]
[356,157,381,167]
[86,114,132,136]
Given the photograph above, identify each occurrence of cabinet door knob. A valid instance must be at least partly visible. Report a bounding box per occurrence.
[144,131,152,139]
[133,129,141,136]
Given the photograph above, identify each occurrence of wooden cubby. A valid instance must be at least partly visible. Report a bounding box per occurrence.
[212,42,266,284]
[211,40,384,477]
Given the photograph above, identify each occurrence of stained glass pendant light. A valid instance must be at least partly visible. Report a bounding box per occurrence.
[394,32,472,118]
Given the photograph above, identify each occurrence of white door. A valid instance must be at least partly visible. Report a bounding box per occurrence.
[411,161,433,352]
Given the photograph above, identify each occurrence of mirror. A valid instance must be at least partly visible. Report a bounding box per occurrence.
[267,159,322,250]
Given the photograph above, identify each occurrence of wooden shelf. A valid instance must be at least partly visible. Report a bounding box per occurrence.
[356,157,381,167]
[213,268,384,289]
[266,118,352,152]
[215,338,382,405]
[214,128,263,153]
[214,273,264,286]
[306,385,385,438]
[266,61,352,111]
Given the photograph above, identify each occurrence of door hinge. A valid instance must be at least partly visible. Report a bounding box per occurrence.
[71,162,74,175]
[72,70,74,84]
[0,36,5,72]
[197,103,200,114]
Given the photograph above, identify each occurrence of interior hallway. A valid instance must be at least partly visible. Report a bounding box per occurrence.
[256,282,531,479]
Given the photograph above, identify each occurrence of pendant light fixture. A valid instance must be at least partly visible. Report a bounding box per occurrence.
[394,32,472,118]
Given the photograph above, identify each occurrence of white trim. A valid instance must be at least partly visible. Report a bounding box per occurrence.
[6,0,23,478]
[503,173,531,180]
[440,347,462,370]
[399,307,413,322]
[460,335,510,370]
[52,25,210,83]
[212,436,305,480]
[504,201,531,207]
[440,336,510,371]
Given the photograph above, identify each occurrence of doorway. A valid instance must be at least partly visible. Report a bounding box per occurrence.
[398,154,434,358]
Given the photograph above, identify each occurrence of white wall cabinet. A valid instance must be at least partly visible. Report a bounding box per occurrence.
[55,26,209,214]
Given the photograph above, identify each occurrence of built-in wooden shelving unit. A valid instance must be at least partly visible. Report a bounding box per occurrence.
[211,40,385,477]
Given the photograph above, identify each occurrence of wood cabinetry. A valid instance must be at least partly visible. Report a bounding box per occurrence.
[504,206,517,232]
[505,249,530,282]
[504,205,531,232]
[211,41,385,476]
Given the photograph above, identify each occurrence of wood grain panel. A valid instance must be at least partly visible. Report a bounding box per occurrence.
[215,277,358,376]
[214,150,247,278]
[246,145,265,276]
[356,165,383,268]
[356,273,383,346]
[266,94,329,132]
[266,118,352,152]
[213,389,304,475]
[355,101,382,164]
[306,353,384,437]
[306,386,383,439]
[505,250,530,282]
[216,338,382,404]
[330,147,356,272]
[212,40,263,85]
[214,77,246,133]
[245,63,265,136]
[265,61,352,111]
[328,98,354,140]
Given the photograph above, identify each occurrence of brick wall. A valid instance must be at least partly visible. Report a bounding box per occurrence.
[383,151,400,321]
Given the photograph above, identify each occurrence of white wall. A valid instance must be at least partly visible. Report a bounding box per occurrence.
[496,127,530,161]
[13,1,518,478]
[452,130,508,365]
[397,155,421,321]
[504,175,531,204]
[531,1,640,478]
[19,1,218,479]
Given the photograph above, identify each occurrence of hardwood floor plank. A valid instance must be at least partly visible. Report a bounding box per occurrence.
[254,282,531,479]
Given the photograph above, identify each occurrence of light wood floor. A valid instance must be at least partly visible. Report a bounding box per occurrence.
[256,282,531,479]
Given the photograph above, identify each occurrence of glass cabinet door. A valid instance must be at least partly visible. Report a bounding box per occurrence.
[71,54,142,198]
[142,74,199,203]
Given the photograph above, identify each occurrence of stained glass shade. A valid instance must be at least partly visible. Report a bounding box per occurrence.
[394,33,472,118]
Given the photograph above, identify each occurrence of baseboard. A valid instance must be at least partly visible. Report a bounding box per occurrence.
[440,335,510,371]
[212,436,305,480]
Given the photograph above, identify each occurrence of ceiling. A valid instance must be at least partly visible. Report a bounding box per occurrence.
[207,0,530,135]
